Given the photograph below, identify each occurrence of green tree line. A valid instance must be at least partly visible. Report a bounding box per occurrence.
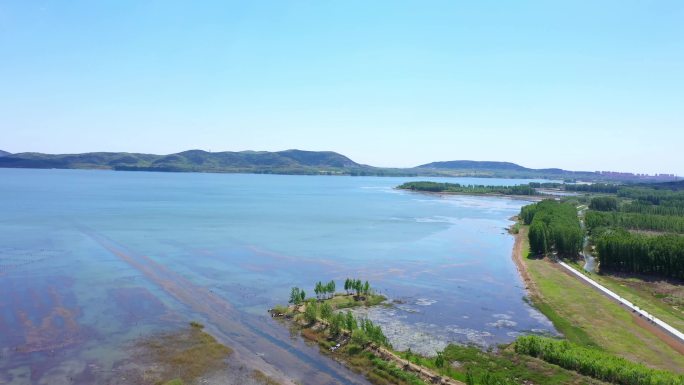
[589,196,618,211]
[529,182,563,188]
[398,181,538,195]
[345,278,371,296]
[618,187,684,206]
[594,229,684,280]
[586,211,684,234]
[521,200,583,257]
[315,280,336,299]
[620,201,684,217]
[515,335,684,385]
[564,183,620,193]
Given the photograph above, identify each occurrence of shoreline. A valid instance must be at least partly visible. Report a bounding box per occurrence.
[509,220,540,300]
[399,188,547,201]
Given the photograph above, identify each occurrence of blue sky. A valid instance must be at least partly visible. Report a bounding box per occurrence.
[1,1,683,174]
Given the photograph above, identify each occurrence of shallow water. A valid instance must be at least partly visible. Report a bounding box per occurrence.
[0,169,557,384]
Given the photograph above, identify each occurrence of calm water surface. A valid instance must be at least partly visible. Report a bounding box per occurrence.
[0,169,556,384]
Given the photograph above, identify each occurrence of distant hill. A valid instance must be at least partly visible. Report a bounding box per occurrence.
[417,160,595,179]
[0,149,381,175]
[418,160,529,171]
[0,150,679,182]
[416,160,680,182]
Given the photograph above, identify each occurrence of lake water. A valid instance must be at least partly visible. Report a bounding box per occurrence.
[0,169,557,385]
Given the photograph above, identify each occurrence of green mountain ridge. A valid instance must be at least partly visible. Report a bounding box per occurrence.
[0,149,373,175]
[419,160,529,171]
[418,160,593,177]
[0,149,679,182]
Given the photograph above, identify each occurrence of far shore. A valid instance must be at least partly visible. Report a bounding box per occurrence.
[397,188,548,201]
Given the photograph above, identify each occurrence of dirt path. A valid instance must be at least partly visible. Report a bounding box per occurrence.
[367,345,465,385]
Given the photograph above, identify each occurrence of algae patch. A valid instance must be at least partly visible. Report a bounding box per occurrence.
[129,322,232,385]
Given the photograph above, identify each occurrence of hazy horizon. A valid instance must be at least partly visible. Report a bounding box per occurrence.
[2,1,683,174]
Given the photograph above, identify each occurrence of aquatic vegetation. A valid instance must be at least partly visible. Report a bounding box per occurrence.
[2,276,85,353]
[251,369,282,385]
[133,322,232,385]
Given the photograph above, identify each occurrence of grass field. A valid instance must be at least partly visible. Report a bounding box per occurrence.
[518,226,684,373]
[395,344,608,385]
[586,271,684,333]
[326,293,387,309]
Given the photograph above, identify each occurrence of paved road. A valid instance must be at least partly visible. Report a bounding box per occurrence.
[559,261,684,343]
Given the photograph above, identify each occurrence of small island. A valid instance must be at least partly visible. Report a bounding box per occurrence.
[268,279,639,385]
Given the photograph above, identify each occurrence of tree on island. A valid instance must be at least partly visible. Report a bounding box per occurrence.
[345,310,357,331]
[327,280,336,298]
[316,280,337,299]
[314,281,323,300]
[329,313,345,337]
[435,351,445,368]
[289,287,306,305]
[354,279,362,296]
[320,302,333,321]
[304,301,318,324]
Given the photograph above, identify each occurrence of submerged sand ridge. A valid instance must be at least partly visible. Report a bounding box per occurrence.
[81,226,372,385]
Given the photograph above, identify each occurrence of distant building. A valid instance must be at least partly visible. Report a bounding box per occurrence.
[595,171,680,182]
